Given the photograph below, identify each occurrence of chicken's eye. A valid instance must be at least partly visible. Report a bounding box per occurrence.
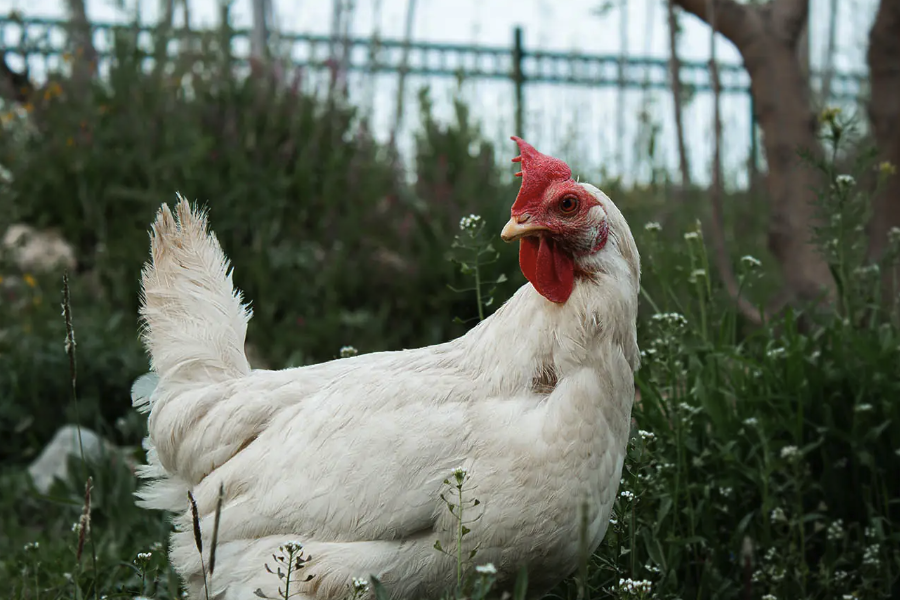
[559,196,579,214]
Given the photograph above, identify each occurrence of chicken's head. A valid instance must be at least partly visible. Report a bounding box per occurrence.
[501,136,626,304]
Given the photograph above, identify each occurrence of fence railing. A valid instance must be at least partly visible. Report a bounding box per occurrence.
[0,15,869,180]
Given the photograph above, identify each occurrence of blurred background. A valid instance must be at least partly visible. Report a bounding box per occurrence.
[1,0,899,597]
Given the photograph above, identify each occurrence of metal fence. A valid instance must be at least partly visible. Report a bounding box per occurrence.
[0,15,868,183]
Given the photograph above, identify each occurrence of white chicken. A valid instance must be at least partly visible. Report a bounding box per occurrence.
[133,136,641,600]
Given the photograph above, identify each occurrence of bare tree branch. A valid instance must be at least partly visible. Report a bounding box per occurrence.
[667,0,691,191]
[0,54,33,104]
[65,0,97,91]
[770,0,810,47]
[672,0,758,52]
[706,0,765,325]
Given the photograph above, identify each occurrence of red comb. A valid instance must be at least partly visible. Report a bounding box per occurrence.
[510,136,572,213]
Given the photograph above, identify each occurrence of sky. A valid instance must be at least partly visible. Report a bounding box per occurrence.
[0,0,879,188]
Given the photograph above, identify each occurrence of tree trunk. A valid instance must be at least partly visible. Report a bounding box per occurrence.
[667,0,691,189]
[674,0,835,309]
[390,0,417,148]
[867,0,900,291]
[251,0,270,60]
[65,0,97,93]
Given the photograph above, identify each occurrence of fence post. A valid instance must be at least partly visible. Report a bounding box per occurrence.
[749,95,758,189]
[513,26,524,138]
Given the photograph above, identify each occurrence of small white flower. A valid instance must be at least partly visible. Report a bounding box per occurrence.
[740,255,761,269]
[780,445,800,460]
[63,572,73,582]
[619,578,653,595]
[352,577,370,592]
[854,403,873,413]
[743,417,758,426]
[842,594,858,600]
[888,227,900,246]
[23,542,39,551]
[684,231,700,241]
[620,490,635,501]
[651,312,688,328]
[638,429,655,441]
[609,516,618,526]
[644,221,661,232]
[770,507,787,523]
[280,541,304,554]
[719,487,733,497]
[834,569,848,582]
[459,214,482,231]
[136,552,152,562]
[689,268,707,283]
[767,347,786,359]
[339,345,358,358]
[835,174,856,190]
[826,519,844,542]
[863,543,880,566]
[762,594,777,600]
[475,563,497,575]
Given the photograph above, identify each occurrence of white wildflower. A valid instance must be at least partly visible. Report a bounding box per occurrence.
[280,541,304,554]
[826,519,844,542]
[834,570,848,583]
[475,563,497,575]
[619,578,652,595]
[743,417,758,426]
[767,347,786,359]
[835,174,855,191]
[689,268,707,283]
[684,232,700,241]
[854,403,873,413]
[719,487,733,497]
[863,543,880,566]
[780,445,800,460]
[770,507,787,523]
[23,542,39,551]
[740,255,761,269]
[620,490,635,501]
[451,467,468,484]
[459,214,482,231]
[339,345,358,358]
[764,547,777,562]
[644,221,661,232]
[609,515,618,526]
[638,429,655,441]
[136,552,152,562]
[865,526,877,539]
[888,227,900,246]
[352,577,370,592]
[842,594,858,600]
[651,312,688,328]
[63,572,73,582]
[762,594,777,600]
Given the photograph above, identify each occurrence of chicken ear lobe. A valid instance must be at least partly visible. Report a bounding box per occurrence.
[519,236,575,303]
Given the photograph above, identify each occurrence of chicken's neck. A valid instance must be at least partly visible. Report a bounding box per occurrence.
[456,271,640,398]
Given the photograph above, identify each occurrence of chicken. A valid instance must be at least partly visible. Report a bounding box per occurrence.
[133,136,641,600]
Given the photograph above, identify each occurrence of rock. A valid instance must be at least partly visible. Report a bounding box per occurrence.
[27,425,122,494]
[2,223,77,273]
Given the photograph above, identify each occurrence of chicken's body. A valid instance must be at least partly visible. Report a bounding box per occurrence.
[135,139,641,600]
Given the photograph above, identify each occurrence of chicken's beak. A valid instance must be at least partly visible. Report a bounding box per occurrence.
[500,218,548,242]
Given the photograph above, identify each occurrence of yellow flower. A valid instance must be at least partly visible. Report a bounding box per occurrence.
[23,273,36,288]
[23,102,33,113]
[878,161,897,177]
[819,107,842,124]
[0,275,4,284]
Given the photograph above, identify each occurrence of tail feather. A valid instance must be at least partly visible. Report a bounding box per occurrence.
[139,194,252,385]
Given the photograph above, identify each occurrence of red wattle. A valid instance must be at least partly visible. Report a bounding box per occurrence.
[519,237,574,303]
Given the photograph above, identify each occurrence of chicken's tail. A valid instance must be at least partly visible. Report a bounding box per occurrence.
[138,195,252,387]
